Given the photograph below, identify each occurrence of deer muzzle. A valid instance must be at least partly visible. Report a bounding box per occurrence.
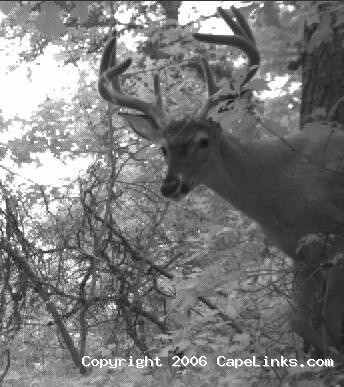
[161,178,189,199]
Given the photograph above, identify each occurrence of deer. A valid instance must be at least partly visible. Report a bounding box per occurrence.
[98,6,344,358]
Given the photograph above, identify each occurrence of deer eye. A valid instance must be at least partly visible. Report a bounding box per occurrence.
[199,138,209,148]
[160,146,167,156]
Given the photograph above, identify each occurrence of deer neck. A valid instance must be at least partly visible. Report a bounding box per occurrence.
[205,134,263,209]
[204,133,287,237]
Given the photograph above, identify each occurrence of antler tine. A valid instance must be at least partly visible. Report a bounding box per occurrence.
[193,6,260,87]
[217,7,251,42]
[199,57,218,97]
[98,36,167,128]
[98,37,117,103]
[226,6,256,44]
[153,73,163,111]
[197,57,220,119]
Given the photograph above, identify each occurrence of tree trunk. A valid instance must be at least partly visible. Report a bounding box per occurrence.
[158,0,181,21]
[301,1,344,126]
[295,0,344,357]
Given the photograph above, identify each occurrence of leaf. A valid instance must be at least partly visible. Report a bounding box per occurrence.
[174,339,191,351]
[0,1,16,15]
[233,332,250,347]
[224,304,238,318]
[100,347,112,357]
[12,4,30,27]
[34,2,66,38]
[0,145,7,160]
[70,1,91,24]
[246,78,270,92]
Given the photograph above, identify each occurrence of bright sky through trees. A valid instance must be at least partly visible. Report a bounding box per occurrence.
[0,1,289,186]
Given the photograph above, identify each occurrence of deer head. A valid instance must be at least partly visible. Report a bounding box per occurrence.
[98,6,260,200]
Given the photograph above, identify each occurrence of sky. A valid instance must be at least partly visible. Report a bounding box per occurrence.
[0,1,233,119]
[0,1,286,187]
[0,1,227,120]
[0,1,228,186]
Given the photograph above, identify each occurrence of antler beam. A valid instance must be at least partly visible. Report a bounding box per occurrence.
[194,6,260,87]
[98,36,167,129]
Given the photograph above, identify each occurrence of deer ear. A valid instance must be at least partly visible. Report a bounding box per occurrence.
[120,113,162,142]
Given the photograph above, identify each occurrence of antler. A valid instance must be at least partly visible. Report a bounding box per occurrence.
[194,6,260,118]
[98,7,259,126]
[98,36,167,129]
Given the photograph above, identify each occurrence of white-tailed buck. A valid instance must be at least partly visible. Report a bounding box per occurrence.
[98,6,344,357]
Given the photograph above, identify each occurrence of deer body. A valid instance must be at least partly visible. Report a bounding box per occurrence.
[98,6,344,357]
[203,125,344,258]
[162,122,344,356]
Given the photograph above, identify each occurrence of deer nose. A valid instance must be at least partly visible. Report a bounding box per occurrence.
[161,179,181,197]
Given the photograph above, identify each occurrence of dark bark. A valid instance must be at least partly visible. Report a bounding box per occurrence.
[301,1,344,126]
[158,1,181,21]
[293,1,344,358]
